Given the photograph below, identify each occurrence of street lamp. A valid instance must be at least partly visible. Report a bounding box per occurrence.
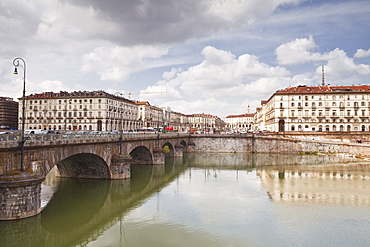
[13,57,26,172]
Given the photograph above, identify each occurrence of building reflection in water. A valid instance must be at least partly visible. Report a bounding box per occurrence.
[258,163,370,206]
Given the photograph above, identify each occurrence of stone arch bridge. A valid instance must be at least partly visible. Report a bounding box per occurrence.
[0,133,189,220]
[0,133,190,180]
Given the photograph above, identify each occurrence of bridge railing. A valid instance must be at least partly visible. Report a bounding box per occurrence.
[0,132,191,148]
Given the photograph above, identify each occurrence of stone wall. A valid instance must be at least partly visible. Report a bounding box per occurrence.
[187,134,370,156]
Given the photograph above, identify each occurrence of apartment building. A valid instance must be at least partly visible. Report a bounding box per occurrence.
[136,101,164,129]
[258,85,370,132]
[19,91,139,131]
[225,113,255,132]
[0,97,18,129]
[186,113,226,132]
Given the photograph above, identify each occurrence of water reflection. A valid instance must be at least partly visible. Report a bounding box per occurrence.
[259,163,370,206]
[0,153,369,247]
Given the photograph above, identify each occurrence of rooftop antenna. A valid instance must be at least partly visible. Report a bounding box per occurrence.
[321,65,325,86]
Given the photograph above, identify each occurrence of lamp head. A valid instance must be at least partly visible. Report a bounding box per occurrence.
[13,67,18,75]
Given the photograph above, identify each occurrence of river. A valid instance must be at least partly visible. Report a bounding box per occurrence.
[1,153,370,247]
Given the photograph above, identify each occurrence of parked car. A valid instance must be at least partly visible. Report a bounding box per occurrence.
[76,131,89,135]
[62,131,76,138]
[110,130,120,134]
[0,131,16,141]
[90,131,101,135]
[0,131,14,135]
[40,130,57,134]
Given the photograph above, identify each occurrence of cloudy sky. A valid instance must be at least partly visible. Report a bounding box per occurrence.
[1,0,369,118]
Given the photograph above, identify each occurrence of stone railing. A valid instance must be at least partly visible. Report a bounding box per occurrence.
[0,132,190,148]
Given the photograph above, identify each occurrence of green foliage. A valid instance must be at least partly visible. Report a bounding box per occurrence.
[6,170,21,176]
[163,145,170,154]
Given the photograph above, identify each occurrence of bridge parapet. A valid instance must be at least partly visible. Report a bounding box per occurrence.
[0,133,189,148]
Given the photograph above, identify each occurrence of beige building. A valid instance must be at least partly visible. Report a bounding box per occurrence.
[257,85,370,132]
[19,91,139,132]
[186,113,226,133]
[136,101,164,130]
[225,113,255,132]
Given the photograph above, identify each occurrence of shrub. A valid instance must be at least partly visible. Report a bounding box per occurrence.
[6,170,21,176]
[163,145,170,154]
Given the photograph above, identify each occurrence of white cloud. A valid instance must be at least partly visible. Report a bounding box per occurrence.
[275,36,322,65]
[142,46,293,117]
[354,49,370,58]
[82,45,169,81]
[176,46,290,97]
[276,37,370,80]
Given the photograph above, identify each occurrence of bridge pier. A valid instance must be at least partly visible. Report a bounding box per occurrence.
[153,147,165,165]
[110,154,131,179]
[174,144,184,157]
[0,176,45,220]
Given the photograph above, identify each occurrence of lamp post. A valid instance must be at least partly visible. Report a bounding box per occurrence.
[13,57,26,172]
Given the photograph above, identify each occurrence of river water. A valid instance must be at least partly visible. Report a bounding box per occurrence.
[1,153,370,247]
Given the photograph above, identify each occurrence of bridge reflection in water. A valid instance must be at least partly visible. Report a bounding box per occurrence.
[1,153,370,247]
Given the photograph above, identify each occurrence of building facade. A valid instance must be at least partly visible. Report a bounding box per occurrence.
[186,113,226,133]
[136,101,164,130]
[225,113,255,132]
[258,85,370,132]
[19,91,140,132]
[0,97,18,129]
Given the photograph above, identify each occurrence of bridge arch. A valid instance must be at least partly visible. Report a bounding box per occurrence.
[130,146,152,165]
[57,153,111,179]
